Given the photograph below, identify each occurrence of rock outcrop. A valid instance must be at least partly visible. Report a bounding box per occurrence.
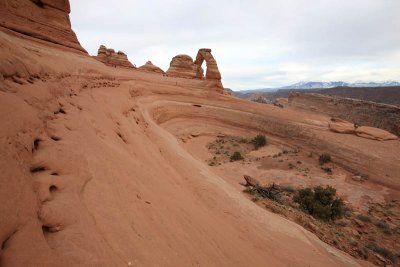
[328,118,398,141]
[166,48,223,92]
[138,61,165,74]
[94,45,134,68]
[289,92,400,136]
[166,55,197,78]
[0,0,86,53]
[194,48,221,80]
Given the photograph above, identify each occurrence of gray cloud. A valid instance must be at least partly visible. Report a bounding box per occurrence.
[70,0,400,90]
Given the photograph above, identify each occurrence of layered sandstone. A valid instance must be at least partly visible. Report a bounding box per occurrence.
[166,49,223,92]
[329,118,398,141]
[289,92,400,136]
[194,48,221,80]
[0,0,86,53]
[94,45,134,68]
[138,61,165,74]
[166,54,197,78]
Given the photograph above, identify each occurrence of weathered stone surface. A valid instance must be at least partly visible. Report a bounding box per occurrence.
[94,45,134,68]
[138,61,165,74]
[355,126,398,141]
[166,48,224,93]
[328,118,355,134]
[166,55,197,78]
[289,93,400,136]
[328,117,398,141]
[194,48,222,80]
[0,0,86,53]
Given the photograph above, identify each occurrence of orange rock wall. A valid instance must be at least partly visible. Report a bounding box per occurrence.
[0,0,86,53]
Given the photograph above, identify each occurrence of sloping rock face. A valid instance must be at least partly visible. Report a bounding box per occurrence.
[166,49,223,92]
[94,45,134,68]
[166,54,197,78]
[355,126,398,141]
[0,0,86,53]
[289,92,400,136]
[328,118,398,141]
[138,61,165,74]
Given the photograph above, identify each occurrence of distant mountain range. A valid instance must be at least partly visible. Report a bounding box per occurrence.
[242,81,400,92]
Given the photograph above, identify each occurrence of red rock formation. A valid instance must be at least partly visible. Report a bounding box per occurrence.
[194,48,221,80]
[0,0,86,53]
[166,49,223,92]
[289,92,400,136]
[329,118,398,141]
[166,55,197,78]
[138,61,165,74]
[94,45,134,68]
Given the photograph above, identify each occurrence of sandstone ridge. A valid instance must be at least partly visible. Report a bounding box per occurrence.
[94,45,135,68]
[0,0,86,53]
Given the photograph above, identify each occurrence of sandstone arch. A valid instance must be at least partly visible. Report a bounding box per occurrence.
[194,48,221,80]
[166,48,223,93]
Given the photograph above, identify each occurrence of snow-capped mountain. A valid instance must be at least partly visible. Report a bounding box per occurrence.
[278,81,400,90]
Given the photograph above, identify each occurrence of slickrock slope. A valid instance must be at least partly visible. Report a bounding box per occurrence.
[1,2,399,267]
[94,45,135,68]
[138,61,165,74]
[0,0,86,53]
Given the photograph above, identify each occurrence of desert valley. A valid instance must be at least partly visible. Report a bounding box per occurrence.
[0,1,399,267]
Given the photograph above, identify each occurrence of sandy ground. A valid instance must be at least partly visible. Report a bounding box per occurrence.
[1,28,399,267]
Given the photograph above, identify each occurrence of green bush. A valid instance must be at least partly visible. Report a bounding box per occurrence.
[230,151,243,161]
[293,185,345,221]
[366,242,397,263]
[319,153,332,165]
[252,134,267,150]
[356,214,371,223]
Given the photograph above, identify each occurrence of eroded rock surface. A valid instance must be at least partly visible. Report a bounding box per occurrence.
[329,118,398,141]
[166,55,197,78]
[0,0,86,53]
[289,92,400,136]
[167,49,223,92]
[138,61,165,74]
[94,45,134,68]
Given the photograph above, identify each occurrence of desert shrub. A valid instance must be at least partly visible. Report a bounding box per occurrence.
[366,242,397,263]
[293,185,345,221]
[230,152,243,161]
[319,153,331,165]
[252,134,267,150]
[376,221,392,234]
[321,167,333,175]
[356,214,372,223]
[281,185,296,193]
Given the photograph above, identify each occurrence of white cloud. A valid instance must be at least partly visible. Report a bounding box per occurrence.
[70,0,400,90]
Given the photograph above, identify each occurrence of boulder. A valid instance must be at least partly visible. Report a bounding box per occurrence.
[0,0,86,53]
[138,61,165,74]
[94,45,134,68]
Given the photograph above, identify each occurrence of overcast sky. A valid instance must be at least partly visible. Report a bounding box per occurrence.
[70,0,400,90]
